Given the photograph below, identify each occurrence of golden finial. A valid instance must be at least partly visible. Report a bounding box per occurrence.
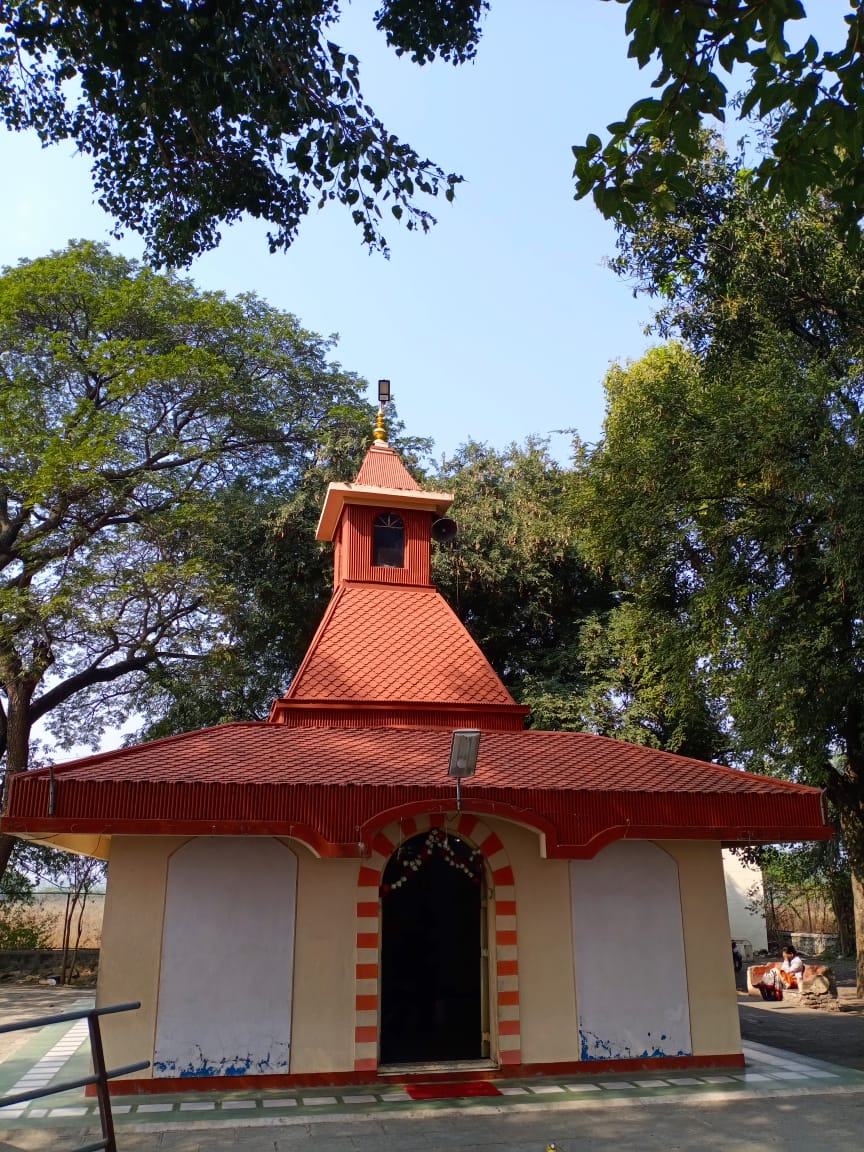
[373,408,387,443]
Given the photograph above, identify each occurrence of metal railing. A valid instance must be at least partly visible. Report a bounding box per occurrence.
[0,1001,149,1152]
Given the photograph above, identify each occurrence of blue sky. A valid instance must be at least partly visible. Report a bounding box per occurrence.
[0,1,846,464]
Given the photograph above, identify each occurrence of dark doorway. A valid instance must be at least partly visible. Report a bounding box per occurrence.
[380,831,485,1065]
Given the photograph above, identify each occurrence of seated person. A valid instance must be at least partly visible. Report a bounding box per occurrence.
[755,946,806,1000]
[779,945,805,989]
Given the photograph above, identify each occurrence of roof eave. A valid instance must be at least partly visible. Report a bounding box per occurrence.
[1,780,831,860]
[316,483,454,541]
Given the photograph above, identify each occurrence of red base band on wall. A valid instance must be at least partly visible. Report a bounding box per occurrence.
[92,1052,745,1097]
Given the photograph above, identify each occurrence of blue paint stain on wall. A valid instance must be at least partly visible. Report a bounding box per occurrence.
[154,1044,290,1078]
[578,1020,690,1061]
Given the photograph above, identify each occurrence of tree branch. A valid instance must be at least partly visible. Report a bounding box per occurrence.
[29,653,156,724]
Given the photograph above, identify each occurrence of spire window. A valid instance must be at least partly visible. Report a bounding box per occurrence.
[373,512,405,568]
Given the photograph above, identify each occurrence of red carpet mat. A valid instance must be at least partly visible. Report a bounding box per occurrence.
[405,1081,502,1101]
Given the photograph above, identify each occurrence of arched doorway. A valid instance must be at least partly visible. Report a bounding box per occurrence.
[379,830,486,1065]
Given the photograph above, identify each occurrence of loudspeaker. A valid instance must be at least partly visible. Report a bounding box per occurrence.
[431,517,458,542]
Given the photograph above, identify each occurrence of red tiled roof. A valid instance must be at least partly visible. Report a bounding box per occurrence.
[354,443,421,490]
[282,583,518,707]
[5,725,818,791]
[3,725,830,857]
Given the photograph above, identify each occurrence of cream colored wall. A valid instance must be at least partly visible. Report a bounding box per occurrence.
[98,830,738,1080]
[661,840,741,1056]
[98,836,360,1079]
[98,837,181,1078]
[290,852,359,1073]
[484,819,580,1065]
[482,827,739,1065]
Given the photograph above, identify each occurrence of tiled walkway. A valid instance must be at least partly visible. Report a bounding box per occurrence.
[1,1005,863,1137]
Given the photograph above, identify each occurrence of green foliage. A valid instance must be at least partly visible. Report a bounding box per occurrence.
[375,0,489,65]
[0,240,375,799]
[574,2,864,236]
[133,409,430,738]
[596,136,864,985]
[0,840,54,950]
[1,842,35,904]
[578,336,864,973]
[4,3,860,260]
[579,338,864,782]
[0,901,52,950]
[609,134,864,364]
[430,438,613,728]
[0,1,478,265]
[575,604,723,760]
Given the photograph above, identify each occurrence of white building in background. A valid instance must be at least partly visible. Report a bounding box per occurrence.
[723,850,768,957]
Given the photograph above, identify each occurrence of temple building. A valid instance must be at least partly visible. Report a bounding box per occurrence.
[1,416,830,1091]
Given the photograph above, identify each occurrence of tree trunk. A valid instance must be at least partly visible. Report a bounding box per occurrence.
[0,834,16,879]
[68,893,88,984]
[0,683,34,880]
[829,877,852,957]
[852,867,864,998]
[60,892,73,985]
[3,682,33,783]
[839,804,864,996]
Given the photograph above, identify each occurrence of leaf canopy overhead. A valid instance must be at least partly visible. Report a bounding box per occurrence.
[0,1,483,264]
[4,2,863,261]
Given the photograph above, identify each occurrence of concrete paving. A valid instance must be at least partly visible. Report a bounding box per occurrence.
[3,1087,864,1152]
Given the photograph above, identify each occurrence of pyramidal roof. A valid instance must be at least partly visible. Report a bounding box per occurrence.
[272,429,528,730]
[271,582,526,728]
[354,440,421,490]
[315,434,452,542]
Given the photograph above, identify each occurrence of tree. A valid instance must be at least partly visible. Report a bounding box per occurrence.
[607,134,864,365]
[758,838,854,956]
[0,240,375,875]
[430,438,614,728]
[573,599,724,761]
[4,3,861,263]
[574,1,864,234]
[576,340,864,993]
[0,1,476,265]
[25,848,105,983]
[0,840,53,949]
[133,410,431,739]
[594,141,864,990]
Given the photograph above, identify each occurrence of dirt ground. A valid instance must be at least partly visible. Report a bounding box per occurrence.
[736,954,864,1070]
